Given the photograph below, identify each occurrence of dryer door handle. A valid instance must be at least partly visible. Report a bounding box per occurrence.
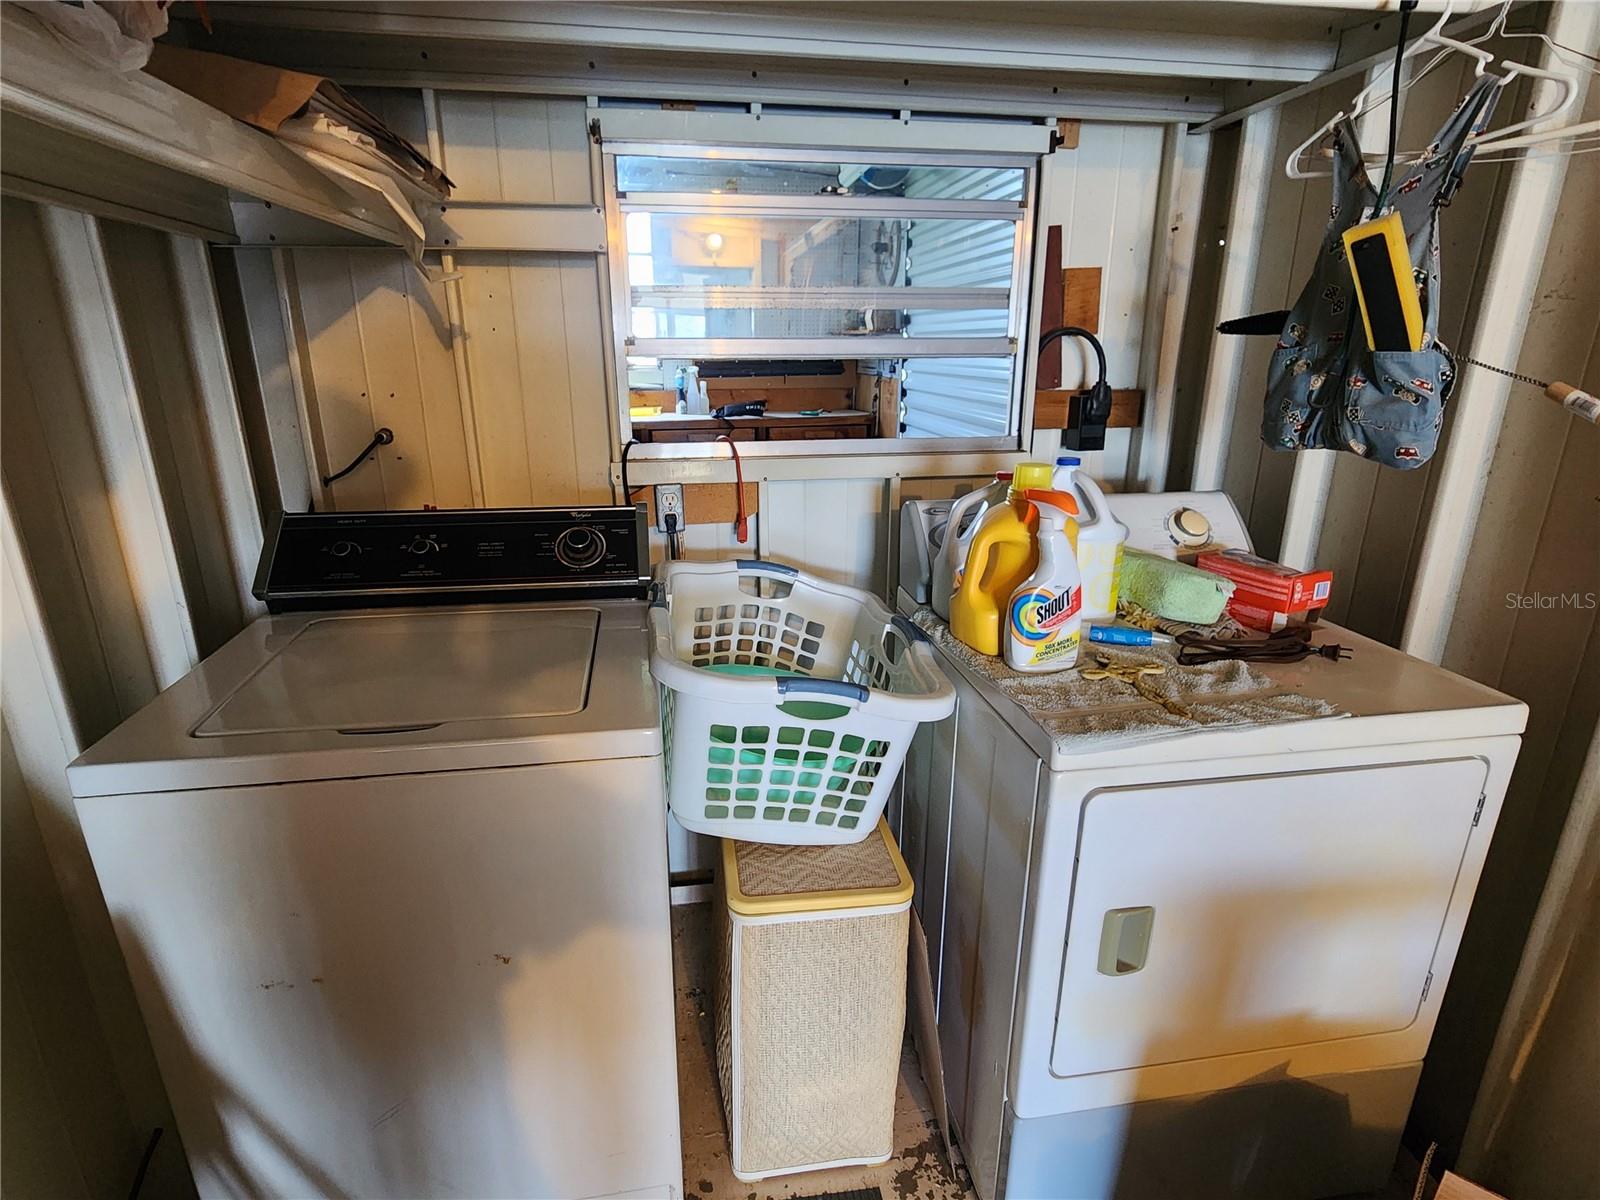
[1097,906,1155,976]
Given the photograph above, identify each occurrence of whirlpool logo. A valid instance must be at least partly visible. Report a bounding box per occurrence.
[1010,587,1081,642]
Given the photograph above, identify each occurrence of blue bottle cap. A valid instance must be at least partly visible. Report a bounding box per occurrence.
[1055,455,1081,467]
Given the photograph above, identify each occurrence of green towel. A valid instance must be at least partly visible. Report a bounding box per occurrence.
[1120,549,1235,624]
[702,662,849,720]
[703,663,805,679]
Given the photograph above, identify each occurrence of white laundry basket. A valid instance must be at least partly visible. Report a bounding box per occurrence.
[649,559,955,846]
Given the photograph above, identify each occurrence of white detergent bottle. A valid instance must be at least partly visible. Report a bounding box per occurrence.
[1006,488,1083,673]
[931,471,1012,620]
[1053,455,1128,622]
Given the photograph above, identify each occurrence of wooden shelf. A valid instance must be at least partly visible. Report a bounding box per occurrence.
[631,411,876,443]
[0,7,407,246]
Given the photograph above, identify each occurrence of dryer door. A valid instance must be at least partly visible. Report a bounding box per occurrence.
[1049,757,1487,1079]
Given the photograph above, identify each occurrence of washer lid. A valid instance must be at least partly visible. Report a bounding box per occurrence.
[194,609,598,735]
[67,601,660,797]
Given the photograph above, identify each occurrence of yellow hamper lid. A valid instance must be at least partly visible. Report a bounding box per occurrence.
[722,818,914,917]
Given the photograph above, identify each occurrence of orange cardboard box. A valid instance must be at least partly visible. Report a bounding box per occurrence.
[1196,548,1333,632]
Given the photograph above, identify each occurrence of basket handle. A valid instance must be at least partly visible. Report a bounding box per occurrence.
[776,677,869,709]
[891,614,928,644]
[736,558,797,576]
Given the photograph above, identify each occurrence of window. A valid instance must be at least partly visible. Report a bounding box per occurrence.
[604,143,1037,450]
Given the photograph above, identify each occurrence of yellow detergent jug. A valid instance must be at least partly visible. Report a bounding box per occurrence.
[950,462,1054,656]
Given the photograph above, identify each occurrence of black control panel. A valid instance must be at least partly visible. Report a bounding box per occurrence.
[253,507,650,611]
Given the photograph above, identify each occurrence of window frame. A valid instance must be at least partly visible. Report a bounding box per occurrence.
[601,138,1043,461]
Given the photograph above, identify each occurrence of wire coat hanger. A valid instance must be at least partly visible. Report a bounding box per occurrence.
[1286,0,1584,179]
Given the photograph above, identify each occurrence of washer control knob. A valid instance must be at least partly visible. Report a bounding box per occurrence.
[328,540,362,557]
[1166,507,1213,549]
[555,525,606,569]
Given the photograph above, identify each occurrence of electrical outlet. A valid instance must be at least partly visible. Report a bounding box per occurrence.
[654,484,685,532]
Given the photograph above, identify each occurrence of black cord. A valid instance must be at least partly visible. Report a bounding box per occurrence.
[1036,325,1112,448]
[322,428,392,487]
[1036,325,1107,386]
[1175,627,1352,666]
[620,438,646,505]
[127,1127,163,1200]
[664,512,680,560]
[1377,1,1419,202]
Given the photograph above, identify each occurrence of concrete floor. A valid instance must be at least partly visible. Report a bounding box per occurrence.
[672,900,1422,1200]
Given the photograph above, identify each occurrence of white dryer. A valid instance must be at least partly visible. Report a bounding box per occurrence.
[70,507,682,1200]
[893,492,1526,1200]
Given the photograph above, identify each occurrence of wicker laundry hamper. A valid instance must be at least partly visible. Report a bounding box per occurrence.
[715,819,913,1182]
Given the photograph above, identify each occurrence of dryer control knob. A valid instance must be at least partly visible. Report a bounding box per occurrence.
[1166,507,1213,549]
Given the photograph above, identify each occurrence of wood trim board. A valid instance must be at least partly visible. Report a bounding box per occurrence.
[1032,388,1143,429]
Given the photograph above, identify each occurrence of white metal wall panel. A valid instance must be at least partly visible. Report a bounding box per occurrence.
[454,252,614,507]
[287,249,476,510]
[0,539,154,1200]
[0,199,247,1193]
[280,95,610,512]
[169,238,267,626]
[0,202,160,733]
[1405,74,1600,1155]
[1035,123,1166,486]
[435,93,593,203]
[99,222,248,658]
[760,478,889,594]
[35,206,200,687]
[649,513,757,568]
[0,715,138,1199]
[900,356,1014,440]
[219,248,319,514]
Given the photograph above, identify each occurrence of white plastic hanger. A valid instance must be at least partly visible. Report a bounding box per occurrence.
[1457,0,1589,157]
[1286,0,1582,179]
[1469,0,1600,79]
[1403,0,1593,161]
[1470,57,1579,151]
[1287,2,1481,179]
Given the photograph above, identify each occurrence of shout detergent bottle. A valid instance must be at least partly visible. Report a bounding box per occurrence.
[1005,488,1083,672]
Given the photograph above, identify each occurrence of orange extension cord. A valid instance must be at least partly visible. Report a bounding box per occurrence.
[715,434,749,544]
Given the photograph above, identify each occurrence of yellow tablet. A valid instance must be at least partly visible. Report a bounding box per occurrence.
[1342,210,1424,352]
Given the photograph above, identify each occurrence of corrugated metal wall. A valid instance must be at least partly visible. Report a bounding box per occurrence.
[2,196,252,1198]
[1409,77,1600,1172]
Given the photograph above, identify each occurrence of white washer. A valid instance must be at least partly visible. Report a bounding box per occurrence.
[70,507,682,1200]
[893,492,1527,1200]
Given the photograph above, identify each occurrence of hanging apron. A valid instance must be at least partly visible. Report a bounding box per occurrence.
[1262,76,1502,468]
